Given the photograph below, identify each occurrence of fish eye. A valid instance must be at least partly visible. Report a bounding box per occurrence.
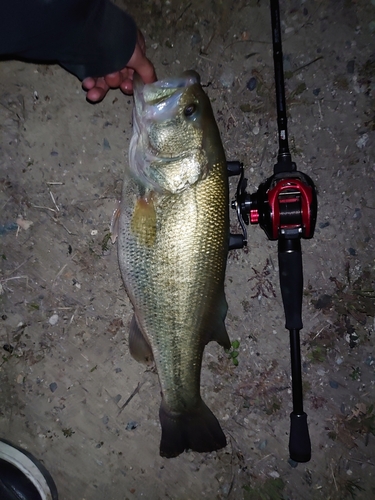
[183,103,197,117]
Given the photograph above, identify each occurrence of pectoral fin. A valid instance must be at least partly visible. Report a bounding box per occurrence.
[129,314,154,365]
[131,195,157,247]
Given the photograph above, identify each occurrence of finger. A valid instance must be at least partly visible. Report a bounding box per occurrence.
[127,51,157,84]
[119,78,134,95]
[104,72,122,89]
[82,76,96,91]
[85,78,110,103]
[137,29,146,53]
[135,56,157,84]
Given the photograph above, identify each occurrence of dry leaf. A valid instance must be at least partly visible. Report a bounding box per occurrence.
[16,218,33,231]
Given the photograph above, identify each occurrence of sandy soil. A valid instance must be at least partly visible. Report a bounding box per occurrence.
[1,0,375,498]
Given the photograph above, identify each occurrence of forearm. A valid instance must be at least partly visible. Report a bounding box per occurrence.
[0,0,137,80]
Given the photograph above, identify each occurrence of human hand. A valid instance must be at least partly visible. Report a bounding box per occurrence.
[82,30,156,103]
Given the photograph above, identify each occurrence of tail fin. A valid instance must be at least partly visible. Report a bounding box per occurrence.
[159,398,227,458]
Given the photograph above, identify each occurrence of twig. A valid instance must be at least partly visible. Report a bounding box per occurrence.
[0,275,29,284]
[331,464,338,491]
[291,56,323,75]
[69,307,79,326]
[52,263,68,286]
[4,257,32,277]
[52,217,73,235]
[200,31,216,55]
[1,197,12,211]
[31,204,57,213]
[49,190,60,212]
[176,2,191,22]
[223,38,269,54]
[118,382,143,415]
[311,325,327,341]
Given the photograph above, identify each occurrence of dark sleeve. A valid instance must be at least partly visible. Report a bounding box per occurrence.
[0,0,138,80]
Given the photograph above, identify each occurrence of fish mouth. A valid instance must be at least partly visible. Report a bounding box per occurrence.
[133,71,201,122]
[130,71,202,191]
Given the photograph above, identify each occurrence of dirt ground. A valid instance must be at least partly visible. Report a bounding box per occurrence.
[1,0,375,499]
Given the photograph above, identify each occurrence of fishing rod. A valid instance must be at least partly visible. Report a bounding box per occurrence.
[227,0,317,463]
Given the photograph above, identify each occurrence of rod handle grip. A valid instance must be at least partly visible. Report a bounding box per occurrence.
[278,239,303,330]
[289,411,311,463]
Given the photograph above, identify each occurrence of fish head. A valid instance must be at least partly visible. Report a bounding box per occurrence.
[129,71,222,194]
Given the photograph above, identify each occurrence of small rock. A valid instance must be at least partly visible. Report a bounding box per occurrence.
[219,70,235,88]
[247,77,257,91]
[353,208,362,220]
[348,247,357,256]
[346,60,355,74]
[319,221,329,228]
[346,332,359,347]
[220,483,231,496]
[269,471,280,479]
[356,133,369,149]
[190,33,202,46]
[126,421,138,431]
[329,380,339,389]
[48,314,59,326]
[103,138,111,150]
[365,356,375,366]
[102,415,109,425]
[257,439,267,450]
[49,382,58,393]
[283,55,292,72]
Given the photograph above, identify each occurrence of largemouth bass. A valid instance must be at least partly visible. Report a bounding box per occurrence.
[118,71,231,458]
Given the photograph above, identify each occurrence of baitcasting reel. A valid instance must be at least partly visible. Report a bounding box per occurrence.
[228,161,317,250]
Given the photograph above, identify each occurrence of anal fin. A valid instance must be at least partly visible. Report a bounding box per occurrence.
[207,292,231,350]
[129,314,154,365]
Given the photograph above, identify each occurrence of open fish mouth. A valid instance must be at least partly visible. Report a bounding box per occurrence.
[133,71,201,123]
